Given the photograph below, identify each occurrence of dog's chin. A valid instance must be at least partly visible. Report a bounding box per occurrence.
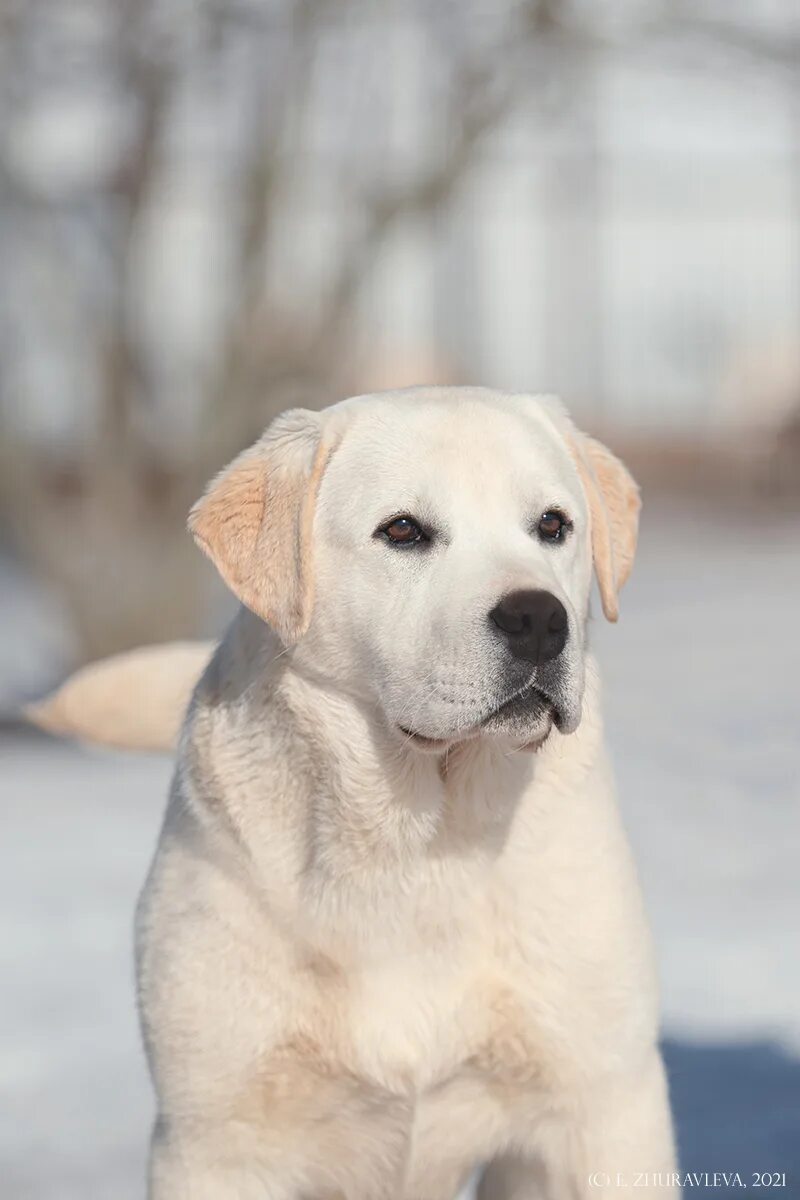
[396,686,565,754]
[396,723,481,754]
[479,685,557,748]
[396,727,460,753]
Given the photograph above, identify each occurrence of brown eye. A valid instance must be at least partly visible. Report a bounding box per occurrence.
[379,516,427,546]
[537,510,570,543]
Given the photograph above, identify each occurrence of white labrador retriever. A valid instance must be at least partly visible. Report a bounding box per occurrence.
[35,388,677,1198]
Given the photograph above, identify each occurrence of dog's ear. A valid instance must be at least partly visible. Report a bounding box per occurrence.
[570,433,640,623]
[189,409,332,644]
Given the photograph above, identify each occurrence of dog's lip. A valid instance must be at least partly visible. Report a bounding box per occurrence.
[485,681,561,727]
[482,681,563,724]
[397,725,472,749]
[397,682,560,748]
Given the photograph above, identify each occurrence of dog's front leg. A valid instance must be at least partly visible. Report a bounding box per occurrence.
[147,1089,417,1200]
[149,1117,404,1200]
[479,1051,678,1200]
[148,1116,307,1200]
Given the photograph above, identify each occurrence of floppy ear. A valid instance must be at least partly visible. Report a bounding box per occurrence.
[189,409,331,644]
[570,434,641,623]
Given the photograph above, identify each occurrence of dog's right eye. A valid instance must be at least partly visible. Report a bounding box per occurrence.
[376,516,428,546]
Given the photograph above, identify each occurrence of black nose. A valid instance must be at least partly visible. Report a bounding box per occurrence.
[489,589,568,664]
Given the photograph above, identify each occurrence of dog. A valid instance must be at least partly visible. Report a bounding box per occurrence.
[34,387,677,1198]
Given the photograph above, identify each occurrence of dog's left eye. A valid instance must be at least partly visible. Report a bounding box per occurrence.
[537,510,571,543]
[377,516,428,546]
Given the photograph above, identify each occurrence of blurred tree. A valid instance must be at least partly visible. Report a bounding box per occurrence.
[0,0,798,659]
[0,0,602,657]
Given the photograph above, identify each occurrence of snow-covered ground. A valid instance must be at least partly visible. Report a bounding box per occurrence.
[2,502,799,1197]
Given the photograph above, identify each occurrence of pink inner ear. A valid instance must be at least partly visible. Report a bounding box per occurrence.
[582,436,641,597]
[188,442,272,611]
[188,417,333,645]
[566,432,640,623]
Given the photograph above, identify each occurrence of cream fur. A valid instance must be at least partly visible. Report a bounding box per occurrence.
[188,410,336,645]
[27,641,214,752]
[41,388,677,1198]
[566,434,641,624]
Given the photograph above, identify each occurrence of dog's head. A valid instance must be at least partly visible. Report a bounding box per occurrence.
[190,388,639,751]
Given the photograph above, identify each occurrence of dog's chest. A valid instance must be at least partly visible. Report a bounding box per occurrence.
[333,893,568,1099]
[342,955,477,1091]
[301,767,630,1107]
[324,931,574,1189]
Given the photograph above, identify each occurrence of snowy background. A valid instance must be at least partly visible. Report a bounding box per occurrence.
[2,2,800,1196]
[2,499,799,1198]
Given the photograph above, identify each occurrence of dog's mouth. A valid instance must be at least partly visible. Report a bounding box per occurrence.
[485,683,559,727]
[398,683,562,751]
[397,727,454,750]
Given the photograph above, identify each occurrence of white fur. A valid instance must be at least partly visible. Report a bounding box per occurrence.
[93,389,674,1197]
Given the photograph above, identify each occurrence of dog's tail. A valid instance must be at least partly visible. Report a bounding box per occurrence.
[25,640,215,752]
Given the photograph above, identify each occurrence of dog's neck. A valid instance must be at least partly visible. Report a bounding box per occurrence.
[185,608,605,951]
